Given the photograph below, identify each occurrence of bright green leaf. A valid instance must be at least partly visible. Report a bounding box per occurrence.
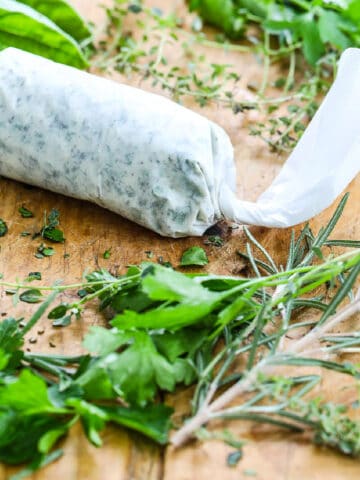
[0,0,88,68]
[180,246,209,267]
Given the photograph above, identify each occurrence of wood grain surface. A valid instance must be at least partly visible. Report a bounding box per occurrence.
[0,1,359,479]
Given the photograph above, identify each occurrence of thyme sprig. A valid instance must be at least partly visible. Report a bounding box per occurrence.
[94,1,340,151]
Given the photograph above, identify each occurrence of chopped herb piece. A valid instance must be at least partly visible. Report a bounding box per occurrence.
[145,250,154,259]
[40,209,65,243]
[204,235,224,247]
[103,249,111,259]
[227,450,243,467]
[77,289,88,298]
[243,470,257,477]
[27,272,42,281]
[64,253,70,259]
[43,228,65,243]
[20,231,31,237]
[19,206,34,218]
[36,244,55,258]
[180,246,209,267]
[0,219,8,237]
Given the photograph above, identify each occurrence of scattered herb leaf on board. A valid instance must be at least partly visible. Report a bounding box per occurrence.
[36,243,56,258]
[18,205,34,218]
[19,289,43,304]
[103,249,112,260]
[27,272,42,281]
[180,246,209,266]
[0,219,8,237]
[40,209,65,243]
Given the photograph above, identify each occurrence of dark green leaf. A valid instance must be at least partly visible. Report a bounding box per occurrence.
[27,271,42,281]
[48,304,69,319]
[43,228,65,243]
[0,218,8,237]
[103,249,111,259]
[19,289,43,304]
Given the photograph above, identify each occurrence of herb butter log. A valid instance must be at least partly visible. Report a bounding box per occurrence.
[0,48,359,237]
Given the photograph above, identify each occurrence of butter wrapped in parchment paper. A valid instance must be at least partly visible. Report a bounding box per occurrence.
[0,47,358,237]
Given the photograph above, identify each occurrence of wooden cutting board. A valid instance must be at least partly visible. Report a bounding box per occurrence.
[0,1,359,479]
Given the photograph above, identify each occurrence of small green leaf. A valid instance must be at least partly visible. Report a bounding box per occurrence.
[48,304,68,319]
[103,249,111,260]
[180,246,209,267]
[227,449,243,467]
[27,272,42,281]
[36,244,55,258]
[19,289,43,304]
[0,218,8,237]
[18,206,34,218]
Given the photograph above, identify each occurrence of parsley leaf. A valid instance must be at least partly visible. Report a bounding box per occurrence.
[180,246,209,266]
[0,370,54,414]
[107,331,178,406]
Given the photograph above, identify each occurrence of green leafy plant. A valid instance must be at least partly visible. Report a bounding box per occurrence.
[0,0,91,68]
[0,196,360,476]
